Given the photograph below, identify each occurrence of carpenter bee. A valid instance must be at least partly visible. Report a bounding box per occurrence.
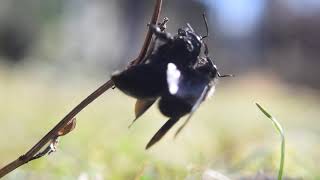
[112,21,205,99]
[112,15,232,149]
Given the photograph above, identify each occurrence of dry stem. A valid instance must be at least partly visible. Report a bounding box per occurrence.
[0,0,162,178]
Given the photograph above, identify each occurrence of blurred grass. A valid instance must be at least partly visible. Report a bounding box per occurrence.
[0,65,319,179]
[256,103,285,180]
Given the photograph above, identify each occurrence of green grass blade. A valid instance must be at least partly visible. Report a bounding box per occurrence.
[256,103,285,180]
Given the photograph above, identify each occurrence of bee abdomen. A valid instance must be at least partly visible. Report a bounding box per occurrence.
[112,64,166,99]
[158,95,192,118]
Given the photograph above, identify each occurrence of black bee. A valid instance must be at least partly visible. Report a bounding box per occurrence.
[112,15,232,149]
[112,23,204,99]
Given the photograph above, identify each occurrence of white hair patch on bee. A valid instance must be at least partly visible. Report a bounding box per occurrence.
[166,63,181,95]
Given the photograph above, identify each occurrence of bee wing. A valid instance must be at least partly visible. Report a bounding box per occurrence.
[128,99,156,128]
[165,63,213,137]
[145,117,180,149]
[174,85,210,138]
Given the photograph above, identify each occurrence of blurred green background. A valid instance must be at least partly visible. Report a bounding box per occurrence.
[0,0,319,179]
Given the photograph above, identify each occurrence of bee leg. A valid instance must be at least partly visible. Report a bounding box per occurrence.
[157,17,169,31]
[136,17,169,64]
[145,117,180,149]
[148,24,173,42]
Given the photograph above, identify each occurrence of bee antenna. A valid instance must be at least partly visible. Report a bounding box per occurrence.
[218,72,234,78]
[204,43,209,56]
[201,13,209,40]
[186,23,194,32]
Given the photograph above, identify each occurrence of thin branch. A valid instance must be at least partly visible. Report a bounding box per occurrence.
[132,0,163,66]
[0,0,163,178]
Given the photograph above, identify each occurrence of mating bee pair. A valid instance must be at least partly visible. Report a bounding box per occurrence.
[112,16,232,149]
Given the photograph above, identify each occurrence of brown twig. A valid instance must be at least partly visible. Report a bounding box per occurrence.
[0,0,163,178]
[131,0,163,66]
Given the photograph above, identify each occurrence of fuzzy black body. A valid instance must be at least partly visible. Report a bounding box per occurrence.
[112,63,167,99]
[148,28,202,68]
[112,25,205,100]
[111,21,228,149]
[159,67,212,118]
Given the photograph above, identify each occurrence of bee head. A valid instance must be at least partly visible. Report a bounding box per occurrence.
[196,58,217,79]
[174,14,211,62]
[196,56,234,79]
[175,24,202,57]
[201,40,233,79]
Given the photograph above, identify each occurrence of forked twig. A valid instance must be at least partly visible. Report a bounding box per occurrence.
[0,0,163,178]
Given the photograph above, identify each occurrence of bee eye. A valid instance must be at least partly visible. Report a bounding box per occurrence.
[190,33,201,44]
[178,29,187,36]
[186,40,194,52]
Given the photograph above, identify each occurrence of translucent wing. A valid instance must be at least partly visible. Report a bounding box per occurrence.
[174,85,211,138]
[128,99,156,128]
[145,117,180,149]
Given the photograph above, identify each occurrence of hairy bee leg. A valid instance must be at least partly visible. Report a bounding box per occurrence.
[139,38,156,64]
[139,17,170,64]
[145,117,180,149]
[158,17,169,31]
[148,24,173,42]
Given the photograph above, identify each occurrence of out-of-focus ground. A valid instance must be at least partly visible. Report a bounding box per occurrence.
[0,0,320,179]
[0,65,319,179]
